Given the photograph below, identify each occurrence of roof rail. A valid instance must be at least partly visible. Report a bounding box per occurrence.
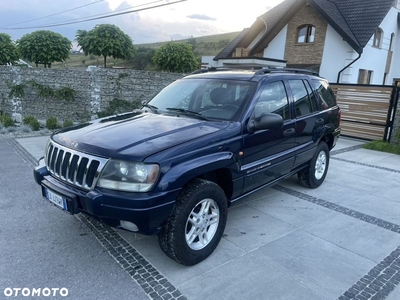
[254,68,320,76]
[191,67,236,74]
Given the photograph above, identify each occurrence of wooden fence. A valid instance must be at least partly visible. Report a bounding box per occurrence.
[330,84,398,141]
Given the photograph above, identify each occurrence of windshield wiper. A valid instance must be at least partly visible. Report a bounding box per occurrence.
[142,104,158,113]
[165,108,208,120]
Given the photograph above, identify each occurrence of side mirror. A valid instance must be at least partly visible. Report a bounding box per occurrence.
[247,113,283,133]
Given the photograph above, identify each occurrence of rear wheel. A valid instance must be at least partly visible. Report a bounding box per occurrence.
[298,142,330,188]
[158,179,227,266]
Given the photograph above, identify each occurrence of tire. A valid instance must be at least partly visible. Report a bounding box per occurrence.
[158,178,228,266]
[297,142,330,189]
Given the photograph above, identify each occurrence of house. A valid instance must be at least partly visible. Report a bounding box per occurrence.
[210,0,400,85]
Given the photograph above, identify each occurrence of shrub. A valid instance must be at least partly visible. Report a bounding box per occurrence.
[46,116,58,130]
[23,115,40,131]
[1,115,15,127]
[63,119,74,128]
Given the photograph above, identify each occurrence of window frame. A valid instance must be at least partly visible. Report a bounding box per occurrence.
[357,69,373,84]
[372,28,383,48]
[296,25,316,44]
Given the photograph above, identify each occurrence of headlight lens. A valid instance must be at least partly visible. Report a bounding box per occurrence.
[97,160,159,192]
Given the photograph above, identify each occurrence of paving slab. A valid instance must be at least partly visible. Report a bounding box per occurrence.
[247,190,334,228]
[303,213,400,263]
[15,136,49,160]
[178,254,325,300]
[251,230,376,299]
[347,194,400,225]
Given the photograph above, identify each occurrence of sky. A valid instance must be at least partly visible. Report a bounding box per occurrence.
[0,0,284,46]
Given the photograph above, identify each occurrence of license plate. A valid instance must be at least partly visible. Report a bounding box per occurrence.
[44,188,68,211]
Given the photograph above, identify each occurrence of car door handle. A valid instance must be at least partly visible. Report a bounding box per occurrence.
[283,128,295,137]
[315,118,324,126]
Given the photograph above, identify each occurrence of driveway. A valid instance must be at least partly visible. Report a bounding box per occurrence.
[1,135,400,300]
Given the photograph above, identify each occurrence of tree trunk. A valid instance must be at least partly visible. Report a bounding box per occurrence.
[35,62,38,68]
[104,56,107,68]
[48,63,51,68]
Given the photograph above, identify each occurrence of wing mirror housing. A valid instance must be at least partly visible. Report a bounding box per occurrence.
[248,113,283,133]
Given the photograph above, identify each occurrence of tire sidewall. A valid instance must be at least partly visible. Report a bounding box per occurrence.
[173,181,227,265]
[310,142,329,187]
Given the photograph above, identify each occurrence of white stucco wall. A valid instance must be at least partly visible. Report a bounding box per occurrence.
[320,24,354,83]
[321,7,400,84]
[263,25,288,60]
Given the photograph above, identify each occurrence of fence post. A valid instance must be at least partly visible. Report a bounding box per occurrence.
[388,86,400,144]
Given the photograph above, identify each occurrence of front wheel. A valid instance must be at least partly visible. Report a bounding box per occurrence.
[298,142,330,188]
[158,179,228,266]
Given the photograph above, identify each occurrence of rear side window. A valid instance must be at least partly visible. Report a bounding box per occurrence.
[288,79,317,117]
[312,79,337,109]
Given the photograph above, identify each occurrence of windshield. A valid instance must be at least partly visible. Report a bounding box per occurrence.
[147,78,256,121]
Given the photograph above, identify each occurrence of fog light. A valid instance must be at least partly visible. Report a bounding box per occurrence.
[120,220,139,232]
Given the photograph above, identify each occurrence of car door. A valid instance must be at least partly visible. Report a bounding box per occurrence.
[240,79,296,194]
[287,78,323,167]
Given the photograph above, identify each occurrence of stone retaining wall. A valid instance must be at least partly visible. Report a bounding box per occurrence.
[0,66,184,123]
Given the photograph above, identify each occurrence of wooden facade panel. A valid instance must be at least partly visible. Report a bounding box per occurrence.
[330,84,394,141]
[340,122,385,140]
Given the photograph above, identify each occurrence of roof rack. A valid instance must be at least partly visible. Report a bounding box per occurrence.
[254,68,320,76]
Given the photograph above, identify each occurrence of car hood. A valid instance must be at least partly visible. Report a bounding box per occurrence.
[52,112,229,161]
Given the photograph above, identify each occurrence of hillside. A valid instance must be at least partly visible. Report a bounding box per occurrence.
[51,31,239,69]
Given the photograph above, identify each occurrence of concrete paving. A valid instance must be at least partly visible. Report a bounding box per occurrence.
[7,135,400,300]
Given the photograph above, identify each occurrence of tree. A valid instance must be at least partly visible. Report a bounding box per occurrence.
[129,47,156,70]
[17,30,71,68]
[0,33,19,65]
[76,24,135,68]
[153,42,198,73]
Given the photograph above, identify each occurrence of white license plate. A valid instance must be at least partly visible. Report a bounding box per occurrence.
[44,188,68,211]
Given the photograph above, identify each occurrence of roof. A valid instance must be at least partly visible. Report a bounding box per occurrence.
[215,0,395,59]
[310,0,395,53]
[213,28,250,61]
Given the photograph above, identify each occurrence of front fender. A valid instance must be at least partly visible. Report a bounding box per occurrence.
[157,152,239,191]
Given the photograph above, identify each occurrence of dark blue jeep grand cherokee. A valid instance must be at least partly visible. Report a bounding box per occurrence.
[34,68,341,265]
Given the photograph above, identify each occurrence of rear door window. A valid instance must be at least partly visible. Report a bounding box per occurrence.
[288,79,317,117]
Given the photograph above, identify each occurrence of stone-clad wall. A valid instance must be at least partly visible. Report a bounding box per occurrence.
[0,66,184,122]
[284,4,328,66]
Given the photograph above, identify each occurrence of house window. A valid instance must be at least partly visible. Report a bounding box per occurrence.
[358,69,373,84]
[389,33,395,51]
[297,25,315,44]
[373,28,383,48]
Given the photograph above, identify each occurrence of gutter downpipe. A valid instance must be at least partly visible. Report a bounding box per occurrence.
[337,52,362,83]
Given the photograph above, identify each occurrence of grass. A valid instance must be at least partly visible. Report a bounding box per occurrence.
[363,140,400,155]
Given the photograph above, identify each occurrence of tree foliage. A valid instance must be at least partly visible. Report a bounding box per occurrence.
[153,42,198,73]
[0,33,19,65]
[129,47,156,70]
[17,30,71,68]
[76,24,135,68]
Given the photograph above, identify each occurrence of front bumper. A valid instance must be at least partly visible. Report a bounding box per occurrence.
[34,158,179,235]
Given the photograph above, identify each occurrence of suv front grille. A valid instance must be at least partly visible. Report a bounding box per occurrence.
[45,140,109,190]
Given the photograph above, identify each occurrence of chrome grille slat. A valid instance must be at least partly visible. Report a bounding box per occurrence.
[44,140,109,191]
